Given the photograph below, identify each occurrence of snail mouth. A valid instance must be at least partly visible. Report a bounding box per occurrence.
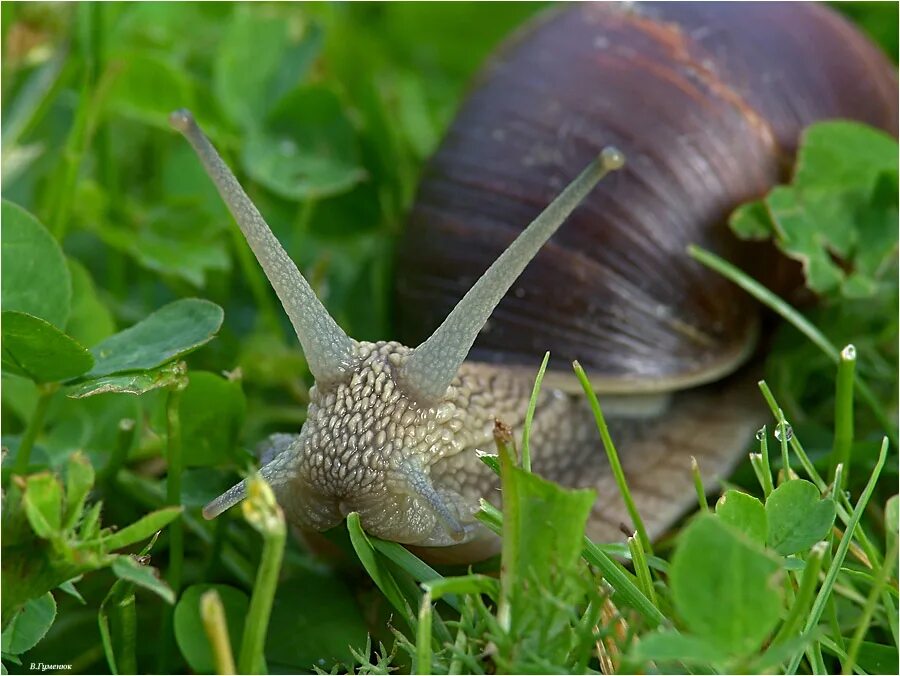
[341,477,477,547]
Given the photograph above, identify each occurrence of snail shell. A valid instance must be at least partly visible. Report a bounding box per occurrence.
[396,1,898,393]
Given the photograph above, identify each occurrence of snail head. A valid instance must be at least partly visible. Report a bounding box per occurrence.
[170,109,623,545]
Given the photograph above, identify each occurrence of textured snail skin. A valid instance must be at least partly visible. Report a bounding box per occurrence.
[244,343,763,563]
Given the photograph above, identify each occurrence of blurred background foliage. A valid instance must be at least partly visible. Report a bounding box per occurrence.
[0,1,896,674]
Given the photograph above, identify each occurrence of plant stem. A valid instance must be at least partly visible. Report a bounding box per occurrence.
[573,361,652,556]
[759,427,775,498]
[831,345,856,489]
[201,589,236,675]
[158,382,185,673]
[416,591,433,675]
[238,478,287,674]
[495,421,518,634]
[521,351,550,473]
[166,385,185,593]
[772,541,827,645]
[12,383,56,475]
[842,535,900,675]
[100,417,137,483]
[690,456,708,511]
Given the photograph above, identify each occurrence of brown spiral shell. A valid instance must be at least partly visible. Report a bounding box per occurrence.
[395,2,897,392]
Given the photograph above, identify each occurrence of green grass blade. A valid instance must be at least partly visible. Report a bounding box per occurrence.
[690,456,708,512]
[842,535,900,674]
[346,512,416,630]
[371,538,461,612]
[786,437,890,674]
[520,351,550,472]
[572,360,652,555]
[688,245,898,447]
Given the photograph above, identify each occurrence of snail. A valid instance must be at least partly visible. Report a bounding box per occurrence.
[172,2,897,563]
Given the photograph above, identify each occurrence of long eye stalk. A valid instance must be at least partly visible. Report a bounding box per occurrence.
[170,109,355,383]
[400,147,625,402]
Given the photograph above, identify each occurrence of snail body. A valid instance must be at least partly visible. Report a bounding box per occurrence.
[175,3,897,562]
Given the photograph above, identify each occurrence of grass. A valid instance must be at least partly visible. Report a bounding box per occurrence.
[1,3,897,674]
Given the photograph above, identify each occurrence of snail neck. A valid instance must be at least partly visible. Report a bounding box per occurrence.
[461,361,672,418]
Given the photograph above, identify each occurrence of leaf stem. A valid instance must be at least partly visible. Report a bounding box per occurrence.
[12,382,57,476]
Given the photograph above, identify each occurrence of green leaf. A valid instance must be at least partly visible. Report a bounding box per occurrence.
[765,480,836,555]
[509,467,596,582]
[110,556,174,604]
[715,489,767,546]
[86,299,223,378]
[101,507,182,551]
[67,363,186,398]
[22,473,64,538]
[106,52,194,129]
[670,514,782,657]
[728,121,898,300]
[728,200,773,241]
[265,572,368,670]
[57,579,86,605]
[2,311,93,383]
[179,371,246,467]
[97,578,137,674]
[214,11,284,128]
[242,85,366,200]
[65,259,116,348]
[855,641,900,675]
[0,593,56,656]
[174,584,248,674]
[0,200,71,328]
[631,629,730,666]
[63,453,95,530]
[88,207,231,289]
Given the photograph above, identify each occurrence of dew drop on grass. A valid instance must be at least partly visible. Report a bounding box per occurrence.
[841,344,857,361]
[755,426,766,441]
[775,423,793,442]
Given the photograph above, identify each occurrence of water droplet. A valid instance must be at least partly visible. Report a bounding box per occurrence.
[841,344,856,361]
[775,423,793,442]
[755,426,766,441]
